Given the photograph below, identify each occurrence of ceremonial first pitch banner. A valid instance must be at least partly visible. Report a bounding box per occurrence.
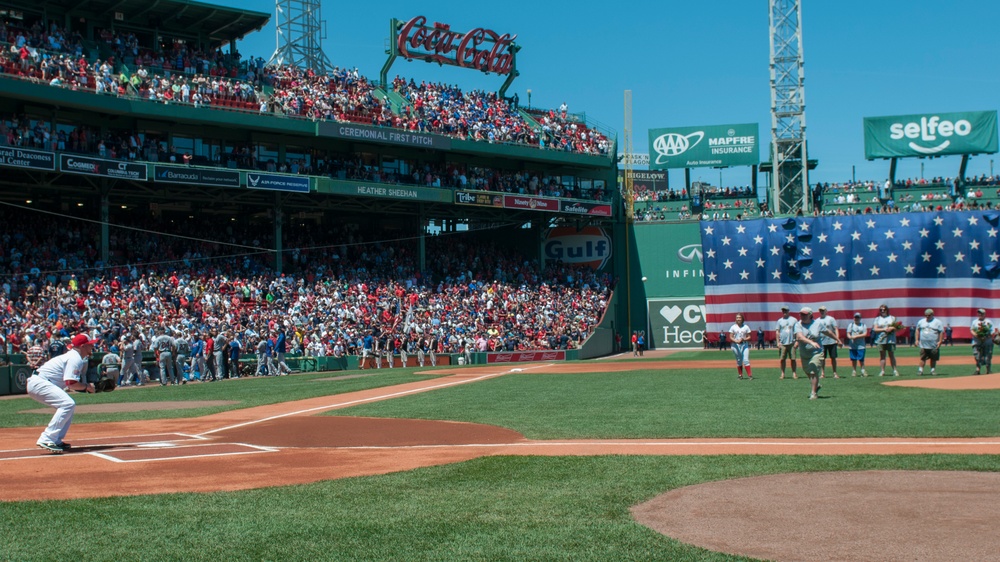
[864,111,998,159]
[648,123,759,169]
[700,212,1000,340]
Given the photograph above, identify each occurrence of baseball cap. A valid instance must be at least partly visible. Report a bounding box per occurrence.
[780,306,789,312]
[924,309,934,315]
[800,307,813,315]
[818,306,827,312]
[854,312,862,318]
[978,308,987,314]
[71,334,100,347]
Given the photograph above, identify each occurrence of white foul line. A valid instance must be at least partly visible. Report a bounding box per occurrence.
[322,440,1000,451]
[198,364,554,437]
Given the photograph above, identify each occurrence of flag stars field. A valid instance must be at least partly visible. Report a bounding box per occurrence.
[700,212,1000,339]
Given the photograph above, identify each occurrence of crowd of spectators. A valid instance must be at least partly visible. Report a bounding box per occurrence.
[816,176,1000,216]
[1,15,612,158]
[265,65,385,123]
[1,209,613,370]
[0,112,611,202]
[633,184,763,222]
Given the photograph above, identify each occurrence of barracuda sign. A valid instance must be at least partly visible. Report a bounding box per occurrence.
[648,123,759,169]
[864,110,998,159]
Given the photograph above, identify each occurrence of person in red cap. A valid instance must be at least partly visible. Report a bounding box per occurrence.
[26,333,99,453]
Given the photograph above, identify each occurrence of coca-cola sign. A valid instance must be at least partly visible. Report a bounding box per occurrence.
[396,16,517,75]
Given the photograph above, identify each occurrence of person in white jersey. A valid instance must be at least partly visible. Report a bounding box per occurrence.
[27,333,99,453]
[845,313,869,377]
[871,304,900,376]
[729,313,753,380]
[916,308,945,376]
[775,306,799,380]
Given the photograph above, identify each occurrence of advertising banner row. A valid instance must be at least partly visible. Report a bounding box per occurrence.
[455,190,612,216]
[0,148,310,193]
[0,148,613,214]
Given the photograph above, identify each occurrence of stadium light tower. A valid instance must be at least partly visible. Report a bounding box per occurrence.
[768,0,809,215]
[269,0,334,74]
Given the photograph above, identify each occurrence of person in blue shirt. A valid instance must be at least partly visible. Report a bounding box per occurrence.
[361,332,374,369]
[189,333,205,381]
[265,336,278,376]
[275,330,291,375]
[229,334,242,378]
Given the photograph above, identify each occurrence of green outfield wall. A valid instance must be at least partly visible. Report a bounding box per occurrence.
[626,221,707,349]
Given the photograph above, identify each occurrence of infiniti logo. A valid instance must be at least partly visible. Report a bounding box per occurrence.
[652,132,705,164]
[677,244,703,263]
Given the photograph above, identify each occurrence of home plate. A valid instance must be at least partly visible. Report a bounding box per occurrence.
[510,368,524,372]
[137,442,177,448]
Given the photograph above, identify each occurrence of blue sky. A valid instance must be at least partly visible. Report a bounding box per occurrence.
[212,0,1000,188]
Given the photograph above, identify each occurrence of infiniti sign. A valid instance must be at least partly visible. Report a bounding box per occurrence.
[677,244,703,263]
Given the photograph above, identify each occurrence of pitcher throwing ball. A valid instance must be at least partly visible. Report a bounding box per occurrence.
[27,333,100,453]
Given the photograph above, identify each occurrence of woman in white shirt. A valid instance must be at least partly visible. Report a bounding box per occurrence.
[729,314,753,380]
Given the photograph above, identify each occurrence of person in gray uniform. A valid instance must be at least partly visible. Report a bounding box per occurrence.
[151,327,177,386]
[173,332,191,384]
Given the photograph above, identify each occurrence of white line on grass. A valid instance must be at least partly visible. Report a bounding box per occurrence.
[322,440,1000,450]
[198,364,554,437]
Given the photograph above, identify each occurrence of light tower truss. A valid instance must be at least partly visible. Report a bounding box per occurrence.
[269,0,334,74]
[768,0,809,215]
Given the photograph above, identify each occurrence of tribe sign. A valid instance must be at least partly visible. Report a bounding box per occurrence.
[395,16,517,75]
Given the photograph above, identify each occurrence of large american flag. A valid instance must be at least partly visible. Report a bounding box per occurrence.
[700,211,1000,339]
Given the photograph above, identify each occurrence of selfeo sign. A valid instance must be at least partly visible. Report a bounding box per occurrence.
[864,110,998,159]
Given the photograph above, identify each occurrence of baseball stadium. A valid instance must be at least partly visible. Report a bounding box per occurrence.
[2,0,999,561]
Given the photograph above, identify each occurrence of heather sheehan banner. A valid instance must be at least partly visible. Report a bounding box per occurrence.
[648,123,759,169]
[864,111,998,159]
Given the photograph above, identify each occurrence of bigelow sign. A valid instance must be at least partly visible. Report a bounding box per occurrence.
[395,16,517,75]
[863,111,998,159]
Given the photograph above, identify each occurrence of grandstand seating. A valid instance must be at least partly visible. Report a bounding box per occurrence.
[1,16,613,158]
[0,205,614,360]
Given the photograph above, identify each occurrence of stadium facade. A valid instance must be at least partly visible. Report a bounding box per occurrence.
[0,0,638,382]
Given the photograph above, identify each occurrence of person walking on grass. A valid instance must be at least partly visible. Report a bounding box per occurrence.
[795,308,828,400]
[970,308,996,375]
[872,304,900,376]
[775,306,799,379]
[816,306,841,379]
[729,313,753,380]
[846,313,869,377]
[916,309,945,376]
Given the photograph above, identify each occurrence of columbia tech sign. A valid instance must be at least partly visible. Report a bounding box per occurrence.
[647,297,706,349]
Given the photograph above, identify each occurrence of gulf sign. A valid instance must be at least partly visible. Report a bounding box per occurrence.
[544,226,612,270]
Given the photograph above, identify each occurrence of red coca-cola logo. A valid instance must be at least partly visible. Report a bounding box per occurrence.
[397,16,517,75]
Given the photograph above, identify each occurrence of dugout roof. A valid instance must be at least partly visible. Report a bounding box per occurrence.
[6,0,270,45]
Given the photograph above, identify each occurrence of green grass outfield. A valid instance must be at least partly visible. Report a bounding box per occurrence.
[2,349,999,561]
[2,455,999,561]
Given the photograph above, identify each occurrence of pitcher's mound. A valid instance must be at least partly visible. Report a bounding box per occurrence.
[633,470,1000,562]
